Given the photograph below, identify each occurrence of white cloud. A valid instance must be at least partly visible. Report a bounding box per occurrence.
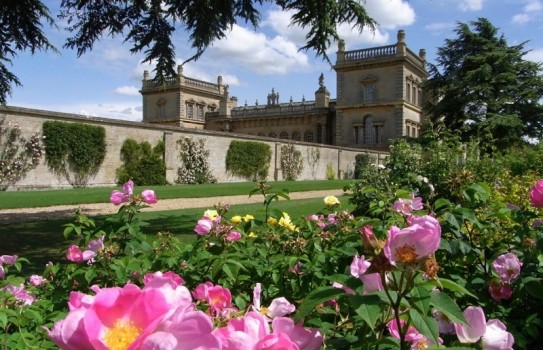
[525,48,543,62]
[458,0,484,12]
[114,86,140,96]
[425,22,456,34]
[363,0,416,29]
[512,0,543,24]
[14,101,143,122]
[208,24,309,75]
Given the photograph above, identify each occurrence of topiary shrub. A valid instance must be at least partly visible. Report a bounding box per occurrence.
[116,139,167,185]
[176,137,216,184]
[43,121,106,187]
[225,140,271,181]
[280,144,303,181]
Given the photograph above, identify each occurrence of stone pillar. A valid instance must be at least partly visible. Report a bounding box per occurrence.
[163,132,176,184]
[396,30,406,56]
[336,39,346,63]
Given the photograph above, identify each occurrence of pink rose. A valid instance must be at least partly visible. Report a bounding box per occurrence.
[2,284,35,305]
[109,180,134,205]
[350,254,371,278]
[530,179,543,207]
[393,193,423,215]
[492,253,522,283]
[0,266,4,279]
[66,245,96,263]
[0,255,18,265]
[482,319,514,350]
[360,273,384,295]
[454,306,487,343]
[29,275,47,286]
[194,217,214,235]
[141,189,157,204]
[384,215,441,265]
[226,231,242,241]
[488,283,513,301]
[207,285,232,314]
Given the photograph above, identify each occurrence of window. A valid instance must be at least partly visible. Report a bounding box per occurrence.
[364,116,376,144]
[186,102,193,119]
[364,84,374,103]
[304,131,314,142]
[292,131,301,141]
[197,105,204,120]
[406,81,411,101]
[156,99,166,119]
[353,125,361,144]
[269,132,277,138]
[279,131,289,139]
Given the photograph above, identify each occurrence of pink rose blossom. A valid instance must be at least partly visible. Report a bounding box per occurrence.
[454,306,514,349]
[144,271,185,287]
[393,193,424,215]
[530,179,543,207]
[88,236,104,253]
[433,310,456,335]
[482,319,514,350]
[360,273,384,295]
[141,189,157,204]
[193,281,214,301]
[488,283,513,302]
[194,217,214,235]
[0,265,4,279]
[454,306,487,343]
[227,231,242,241]
[252,283,295,319]
[207,285,233,314]
[29,275,47,286]
[109,180,134,205]
[350,254,371,278]
[384,215,441,265]
[492,253,522,283]
[387,318,437,348]
[48,279,218,350]
[66,245,96,263]
[2,284,35,305]
[0,255,18,265]
[271,317,323,350]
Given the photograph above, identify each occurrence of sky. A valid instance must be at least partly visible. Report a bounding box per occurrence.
[8,0,543,122]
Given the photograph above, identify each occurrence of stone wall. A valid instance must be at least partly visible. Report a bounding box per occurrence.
[0,106,388,190]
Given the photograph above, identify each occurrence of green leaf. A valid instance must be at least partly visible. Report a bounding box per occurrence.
[294,287,345,323]
[523,278,543,299]
[409,286,431,314]
[222,263,236,281]
[409,308,439,345]
[433,198,452,211]
[427,278,477,299]
[430,291,466,324]
[350,295,383,330]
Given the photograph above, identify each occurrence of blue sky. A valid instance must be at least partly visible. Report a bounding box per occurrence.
[8,0,543,122]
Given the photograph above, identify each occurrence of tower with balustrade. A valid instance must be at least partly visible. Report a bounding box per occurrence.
[140,30,427,150]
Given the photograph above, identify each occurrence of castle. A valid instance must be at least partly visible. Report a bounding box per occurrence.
[140,30,427,151]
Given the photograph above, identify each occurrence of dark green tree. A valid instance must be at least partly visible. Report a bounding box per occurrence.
[1,0,377,105]
[0,0,57,104]
[424,18,543,149]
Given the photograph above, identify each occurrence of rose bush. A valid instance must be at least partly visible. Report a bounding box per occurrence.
[0,171,542,349]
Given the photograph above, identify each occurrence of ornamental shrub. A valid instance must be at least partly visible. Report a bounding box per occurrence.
[176,137,216,184]
[225,140,271,181]
[42,121,106,187]
[325,163,335,180]
[280,144,303,181]
[116,139,167,185]
[0,116,44,190]
[353,152,375,179]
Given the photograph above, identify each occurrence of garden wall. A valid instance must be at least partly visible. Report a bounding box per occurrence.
[0,106,388,190]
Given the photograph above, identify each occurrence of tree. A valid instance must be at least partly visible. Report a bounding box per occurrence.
[0,0,57,104]
[1,0,377,106]
[424,18,543,149]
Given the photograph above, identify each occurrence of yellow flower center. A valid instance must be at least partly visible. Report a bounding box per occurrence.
[260,306,269,315]
[103,319,142,350]
[395,244,419,264]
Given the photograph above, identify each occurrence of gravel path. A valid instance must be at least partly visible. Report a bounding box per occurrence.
[0,189,346,224]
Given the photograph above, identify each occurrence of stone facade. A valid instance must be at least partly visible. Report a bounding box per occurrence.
[141,30,427,151]
[0,106,388,190]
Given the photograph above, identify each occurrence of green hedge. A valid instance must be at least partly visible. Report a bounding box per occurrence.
[43,121,106,187]
[225,140,271,181]
[116,139,167,185]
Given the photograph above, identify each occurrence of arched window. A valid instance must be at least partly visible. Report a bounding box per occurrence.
[279,131,289,139]
[304,131,314,142]
[364,116,375,144]
[269,132,277,138]
[291,131,301,141]
[156,99,166,119]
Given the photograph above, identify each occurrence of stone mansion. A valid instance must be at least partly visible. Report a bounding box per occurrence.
[140,30,427,151]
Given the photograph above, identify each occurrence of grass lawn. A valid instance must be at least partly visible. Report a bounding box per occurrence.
[0,180,354,209]
[2,195,355,275]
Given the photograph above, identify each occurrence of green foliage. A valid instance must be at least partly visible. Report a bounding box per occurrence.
[425,18,543,149]
[176,137,216,184]
[0,0,57,104]
[325,163,336,180]
[306,147,320,180]
[42,121,106,187]
[116,139,167,186]
[280,144,303,181]
[0,117,44,190]
[354,153,375,179]
[225,140,271,181]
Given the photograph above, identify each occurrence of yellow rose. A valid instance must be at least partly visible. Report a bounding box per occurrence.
[267,217,278,226]
[231,215,242,224]
[243,214,254,222]
[324,195,340,207]
[248,232,258,238]
[203,209,219,220]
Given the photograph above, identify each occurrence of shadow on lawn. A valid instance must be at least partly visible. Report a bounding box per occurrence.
[1,212,198,275]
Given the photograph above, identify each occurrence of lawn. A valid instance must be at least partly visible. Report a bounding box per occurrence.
[2,194,355,275]
[0,180,354,209]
